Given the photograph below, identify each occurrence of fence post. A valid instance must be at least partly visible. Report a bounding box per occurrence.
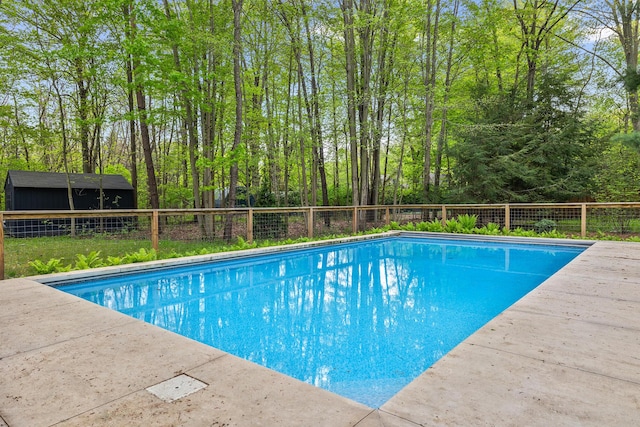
[385,207,390,226]
[151,210,159,252]
[247,208,254,244]
[308,207,314,238]
[581,203,587,238]
[504,204,511,231]
[441,205,447,226]
[353,206,359,233]
[0,212,4,280]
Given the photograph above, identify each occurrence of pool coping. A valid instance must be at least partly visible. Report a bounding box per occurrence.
[2,234,640,425]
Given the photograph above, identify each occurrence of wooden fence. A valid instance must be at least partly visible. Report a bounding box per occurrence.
[2,202,640,279]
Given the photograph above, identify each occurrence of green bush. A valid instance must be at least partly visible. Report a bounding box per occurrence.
[534,218,557,233]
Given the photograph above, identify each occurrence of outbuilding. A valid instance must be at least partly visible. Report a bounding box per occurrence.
[3,170,135,236]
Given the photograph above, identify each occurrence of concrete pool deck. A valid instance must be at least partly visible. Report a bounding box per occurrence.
[1,239,639,426]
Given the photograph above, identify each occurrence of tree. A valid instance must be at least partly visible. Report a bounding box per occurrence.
[452,71,603,202]
[224,0,243,242]
[128,0,160,210]
[579,0,640,130]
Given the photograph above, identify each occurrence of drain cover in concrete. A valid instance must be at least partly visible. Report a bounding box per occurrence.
[146,374,208,402]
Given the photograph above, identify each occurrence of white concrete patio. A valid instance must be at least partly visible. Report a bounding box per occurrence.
[1,240,639,426]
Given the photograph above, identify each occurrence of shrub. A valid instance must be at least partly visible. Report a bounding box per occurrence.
[534,219,557,233]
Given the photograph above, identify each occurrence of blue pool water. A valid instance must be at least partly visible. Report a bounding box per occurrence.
[59,237,584,407]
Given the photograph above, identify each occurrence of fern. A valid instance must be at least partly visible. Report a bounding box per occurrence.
[444,218,463,233]
[474,222,501,235]
[456,214,478,232]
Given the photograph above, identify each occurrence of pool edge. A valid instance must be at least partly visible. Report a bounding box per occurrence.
[3,239,640,426]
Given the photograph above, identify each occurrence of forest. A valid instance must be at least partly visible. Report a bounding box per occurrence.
[1,0,640,210]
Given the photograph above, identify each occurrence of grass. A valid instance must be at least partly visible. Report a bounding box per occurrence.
[4,236,221,278]
[4,233,323,278]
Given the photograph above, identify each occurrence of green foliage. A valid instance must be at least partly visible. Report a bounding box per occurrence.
[183,248,211,257]
[593,142,640,202]
[508,227,539,237]
[120,248,157,264]
[456,214,478,232]
[451,72,604,203]
[473,222,501,235]
[444,218,463,233]
[534,219,557,233]
[106,255,124,265]
[74,251,104,270]
[28,258,71,275]
[366,225,391,234]
[620,69,640,93]
[232,236,257,250]
[416,220,444,232]
[539,229,567,239]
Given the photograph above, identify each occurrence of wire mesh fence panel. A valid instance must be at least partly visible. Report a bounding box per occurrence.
[121,215,152,240]
[547,207,582,234]
[510,206,581,234]
[587,206,640,236]
[158,212,248,243]
[313,209,354,237]
[282,211,311,240]
[2,214,144,239]
[389,207,437,226]
[253,210,304,241]
[446,207,506,228]
[158,213,202,241]
[357,207,389,231]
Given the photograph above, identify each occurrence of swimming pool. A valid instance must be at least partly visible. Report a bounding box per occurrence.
[58,235,585,407]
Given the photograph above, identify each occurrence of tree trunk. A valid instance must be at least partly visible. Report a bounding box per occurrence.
[301,0,330,208]
[130,9,159,210]
[434,0,459,196]
[341,0,359,206]
[122,3,139,205]
[370,4,396,206]
[224,0,244,242]
[422,0,441,203]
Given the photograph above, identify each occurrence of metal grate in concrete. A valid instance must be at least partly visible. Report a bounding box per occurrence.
[146,374,208,402]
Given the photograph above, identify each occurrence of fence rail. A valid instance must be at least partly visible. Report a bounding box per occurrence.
[2,202,640,279]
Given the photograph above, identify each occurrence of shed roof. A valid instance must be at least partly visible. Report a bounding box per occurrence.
[6,170,133,191]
